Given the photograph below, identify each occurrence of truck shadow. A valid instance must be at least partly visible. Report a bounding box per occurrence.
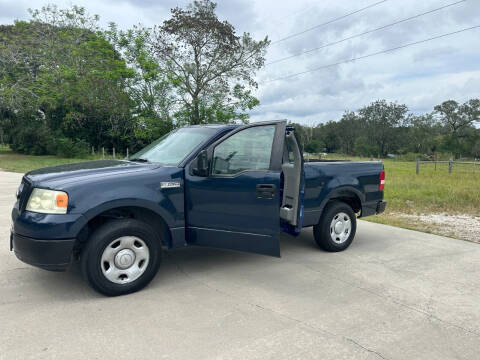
[25,229,318,300]
[161,230,317,268]
[150,230,319,288]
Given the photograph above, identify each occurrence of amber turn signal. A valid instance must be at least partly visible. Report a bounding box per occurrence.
[56,193,68,208]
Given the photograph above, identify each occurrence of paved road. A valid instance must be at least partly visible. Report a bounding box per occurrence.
[1,171,479,360]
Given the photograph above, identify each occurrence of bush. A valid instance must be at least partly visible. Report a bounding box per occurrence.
[9,120,56,155]
[54,138,89,158]
[304,139,325,154]
[353,137,377,157]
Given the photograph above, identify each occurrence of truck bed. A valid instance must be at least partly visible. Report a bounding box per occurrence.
[302,161,385,227]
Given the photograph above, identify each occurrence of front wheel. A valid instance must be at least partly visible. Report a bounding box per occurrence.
[313,201,357,252]
[81,219,162,296]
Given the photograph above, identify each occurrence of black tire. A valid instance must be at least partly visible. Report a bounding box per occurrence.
[313,201,357,252]
[81,219,162,296]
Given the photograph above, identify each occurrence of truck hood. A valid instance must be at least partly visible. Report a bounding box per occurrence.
[25,160,161,188]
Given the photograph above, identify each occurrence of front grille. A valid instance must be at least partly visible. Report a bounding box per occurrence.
[18,177,33,212]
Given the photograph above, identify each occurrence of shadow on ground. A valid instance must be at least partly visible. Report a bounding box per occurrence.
[22,230,318,300]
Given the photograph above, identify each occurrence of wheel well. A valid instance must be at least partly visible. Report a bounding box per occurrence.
[74,206,171,258]
[327,194,362,214]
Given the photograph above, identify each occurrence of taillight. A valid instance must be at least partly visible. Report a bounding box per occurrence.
[379,170,385,191]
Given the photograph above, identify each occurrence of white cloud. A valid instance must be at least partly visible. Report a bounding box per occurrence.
[252,0,480,123]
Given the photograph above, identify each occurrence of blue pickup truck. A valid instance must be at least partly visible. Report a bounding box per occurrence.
[10,121,386,296]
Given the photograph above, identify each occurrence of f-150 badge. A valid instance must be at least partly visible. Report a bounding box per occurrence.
[160,181,181,189]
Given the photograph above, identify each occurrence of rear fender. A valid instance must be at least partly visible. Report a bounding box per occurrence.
[308,185,364,225]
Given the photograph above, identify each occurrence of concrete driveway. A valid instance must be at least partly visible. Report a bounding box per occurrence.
[1,171,479,360]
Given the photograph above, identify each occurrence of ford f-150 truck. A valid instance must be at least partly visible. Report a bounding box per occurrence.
[10,121,386,296]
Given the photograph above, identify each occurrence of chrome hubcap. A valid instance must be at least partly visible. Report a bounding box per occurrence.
[114,249,136,269]
[101,236,150,284]
[330,212,352,244]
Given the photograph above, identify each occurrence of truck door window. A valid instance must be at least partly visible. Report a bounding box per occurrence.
[285,140,295,164]
[212,125,275,175]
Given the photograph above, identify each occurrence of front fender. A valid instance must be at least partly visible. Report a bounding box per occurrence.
[79,198,178,229]
[64,167,185,237]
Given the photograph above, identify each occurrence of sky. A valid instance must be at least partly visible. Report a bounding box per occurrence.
[1,0,479,125]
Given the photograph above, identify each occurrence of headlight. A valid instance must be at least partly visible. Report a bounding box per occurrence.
[26,188,69,214]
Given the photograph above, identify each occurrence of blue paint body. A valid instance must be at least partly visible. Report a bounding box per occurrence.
[10,123,385,271]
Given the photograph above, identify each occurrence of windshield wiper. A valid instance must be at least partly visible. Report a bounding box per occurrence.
[128,158,150,163]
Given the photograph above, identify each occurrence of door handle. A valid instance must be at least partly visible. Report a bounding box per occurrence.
[256,184,276,199]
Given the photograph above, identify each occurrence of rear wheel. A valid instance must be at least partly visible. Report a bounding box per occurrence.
[81,219,161,296]
[313,201,357,252]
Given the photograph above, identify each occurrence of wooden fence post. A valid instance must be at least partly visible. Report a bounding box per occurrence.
[126,148,129,158]
[91,146,95,155]
[102,147,105,159]
[416,159,420,175]
[449,158,453,174]
[113,147,116,159]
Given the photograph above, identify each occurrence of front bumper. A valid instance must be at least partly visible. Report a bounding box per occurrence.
[10,231,76,272]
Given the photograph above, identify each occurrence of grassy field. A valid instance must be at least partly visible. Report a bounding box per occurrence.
[1,145,479,239]
[367,160,480,239]
[0,145,118,173]
[376,160,480,216]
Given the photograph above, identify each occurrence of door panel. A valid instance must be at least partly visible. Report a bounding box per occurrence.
[184,122,285,257]
[186,172,280,235]
[185,171,281,256]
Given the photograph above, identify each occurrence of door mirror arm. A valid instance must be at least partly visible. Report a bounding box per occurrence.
[191,149,209,177]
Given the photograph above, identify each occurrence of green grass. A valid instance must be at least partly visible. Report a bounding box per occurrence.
[381,160,480,216]
[0,145,119,173]
[366,159,480,238]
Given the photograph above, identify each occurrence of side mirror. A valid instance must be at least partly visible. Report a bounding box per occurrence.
[192,149,209,177]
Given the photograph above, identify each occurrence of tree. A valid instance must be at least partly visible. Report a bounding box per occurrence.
[434,99,480,136]
[405,114,440,154]
[151,0,268,125]
[319,121,341,153]
[336,111,360,155]
[0,5,136,154]
[358,100,408,156]
[304,139,324,154]
[473,135,480,159]
[353,136,376,157]
[106,24,174,147]
[434,99,480,157]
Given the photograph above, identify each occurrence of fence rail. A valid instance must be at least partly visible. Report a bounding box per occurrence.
[416,158,479,174]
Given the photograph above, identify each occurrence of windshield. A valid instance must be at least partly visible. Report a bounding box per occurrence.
[130,127,217,165]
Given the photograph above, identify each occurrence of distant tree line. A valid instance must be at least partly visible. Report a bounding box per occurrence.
[0,1,268,156]
[293,99,480,159]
